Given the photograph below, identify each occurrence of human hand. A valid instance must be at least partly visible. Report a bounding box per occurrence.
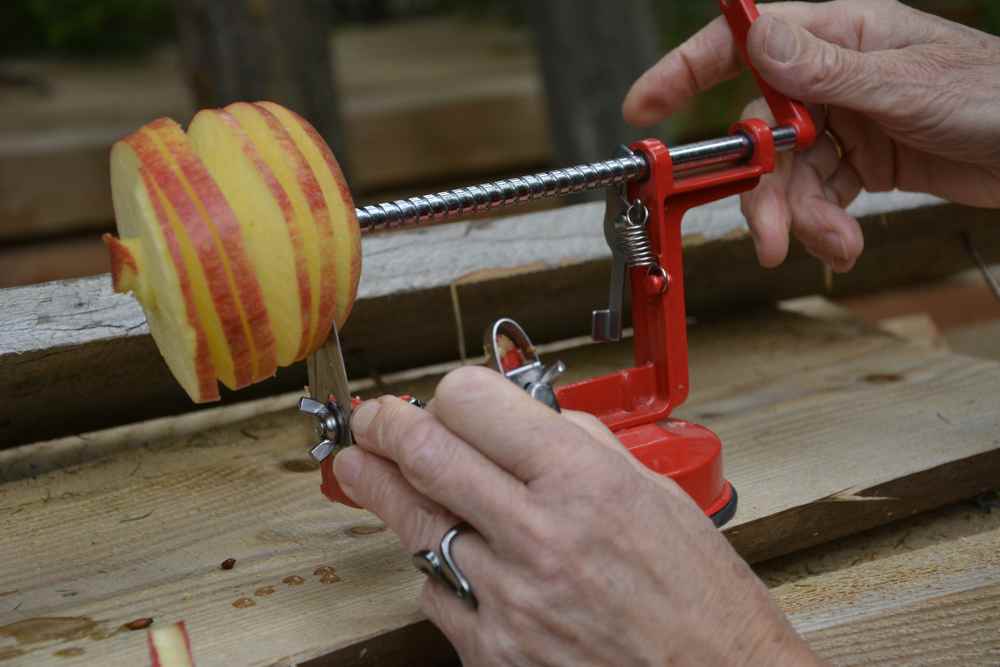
[624,0,1000,272]
[332,367,821,666]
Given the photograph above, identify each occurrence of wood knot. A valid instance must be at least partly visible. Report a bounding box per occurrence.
[863,373,903,384]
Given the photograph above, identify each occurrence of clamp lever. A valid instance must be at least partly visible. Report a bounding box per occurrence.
[485,318,566,412]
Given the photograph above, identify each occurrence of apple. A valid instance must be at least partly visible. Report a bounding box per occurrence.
[106,103,361,404]
[108,144,220,402]
[187,109,313,365]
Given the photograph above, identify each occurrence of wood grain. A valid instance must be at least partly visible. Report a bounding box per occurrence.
[769,503,1000,665]
[7,192,998,448]
[1,310,999,665]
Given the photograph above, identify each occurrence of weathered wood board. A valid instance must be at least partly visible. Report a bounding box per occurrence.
[767,502,1000,665]
[1,310,998,665]
[7,191,1000,448]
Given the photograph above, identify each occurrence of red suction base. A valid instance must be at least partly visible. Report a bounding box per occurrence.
[616,419,737,527]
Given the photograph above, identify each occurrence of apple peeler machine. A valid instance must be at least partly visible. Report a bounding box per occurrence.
[299,0,817,527]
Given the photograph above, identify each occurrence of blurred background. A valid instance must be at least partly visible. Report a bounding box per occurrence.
[1,0,998,289]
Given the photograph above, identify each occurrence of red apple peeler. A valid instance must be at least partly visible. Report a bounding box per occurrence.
[299,0,816,526]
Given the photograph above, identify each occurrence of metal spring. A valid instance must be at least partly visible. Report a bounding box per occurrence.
[618,204,657,268]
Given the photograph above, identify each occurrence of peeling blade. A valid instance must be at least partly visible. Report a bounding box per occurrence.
[307,321,353,444]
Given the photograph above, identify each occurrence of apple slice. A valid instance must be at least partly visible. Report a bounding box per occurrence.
[126,125,255,391]
[187,109,312,365]
[223,102,336,355]
[108,143,219,403]
[149,118,278,383]
[147,622,195,667]
[255,102,361,338]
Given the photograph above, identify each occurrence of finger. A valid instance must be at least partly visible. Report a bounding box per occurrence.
[786,160,864,273]
[623,2,869,127]
[333,447,500,595]
[347,396,531,540]
[746,13,906,118]
[738,99,793,268]
[742,178,792,268]
[419,579,480,660]
[561,410,619,449]
[801,130,844,183]
[824,159,863,209]
[430,366,606,484]
[623,15,739,126]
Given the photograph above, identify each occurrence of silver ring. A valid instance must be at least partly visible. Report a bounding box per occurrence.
[411,522,478,609]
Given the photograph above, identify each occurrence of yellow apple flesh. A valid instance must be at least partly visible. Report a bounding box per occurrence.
[187,109,313,365]
[257,102,361,337]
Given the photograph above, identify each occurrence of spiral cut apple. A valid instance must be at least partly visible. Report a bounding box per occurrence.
[105,102,361,402]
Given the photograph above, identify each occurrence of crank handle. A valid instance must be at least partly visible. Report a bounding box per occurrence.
[720,0,816,149]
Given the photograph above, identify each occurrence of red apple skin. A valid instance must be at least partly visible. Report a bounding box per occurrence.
[126,127,253,389]
[239,102,339,355]
[103,233,139,294]
[213,108,314,361]
[149,118,278,383]
[263,102,362,329]
[137,165,220,402]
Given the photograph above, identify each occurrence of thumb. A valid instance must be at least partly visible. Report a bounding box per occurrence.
[748,14,888,114]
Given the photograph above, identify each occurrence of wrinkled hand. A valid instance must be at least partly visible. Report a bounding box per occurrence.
[333,367,820,666]
[624,0,1000,272]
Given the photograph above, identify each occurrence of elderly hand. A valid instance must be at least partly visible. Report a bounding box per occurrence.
[333,367,821,666]
[624,0,1000,272]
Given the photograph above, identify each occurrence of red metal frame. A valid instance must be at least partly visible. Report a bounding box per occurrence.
[554,0,817,518]
[556,122,777,517]
[720,0,817,149]
[318,0,814,519]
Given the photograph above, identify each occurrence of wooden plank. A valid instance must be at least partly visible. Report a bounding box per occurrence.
[5,192,1000,448]
[0,19,547,241]
[764,503,1000,664]
[0,235,110,288]
[1,309,999,665]
[808,583,1000,665]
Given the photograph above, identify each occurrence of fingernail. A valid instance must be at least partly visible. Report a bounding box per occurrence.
[350,400,379,437]
[334,446,363,488]
[764,17,800,64]
[823,232,848,261]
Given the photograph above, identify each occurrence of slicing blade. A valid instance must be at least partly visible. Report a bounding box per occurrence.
[307,321,353,451]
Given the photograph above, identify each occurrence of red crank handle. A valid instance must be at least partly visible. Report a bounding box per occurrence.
[720,0,816,149]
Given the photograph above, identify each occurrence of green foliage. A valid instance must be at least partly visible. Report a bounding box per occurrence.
[984,3,1000,35]
[1,0,174,58]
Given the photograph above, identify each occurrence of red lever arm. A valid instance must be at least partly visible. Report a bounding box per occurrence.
[720,0,816,149]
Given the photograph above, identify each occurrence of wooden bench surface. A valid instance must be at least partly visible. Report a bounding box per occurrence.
[1,308,998,665]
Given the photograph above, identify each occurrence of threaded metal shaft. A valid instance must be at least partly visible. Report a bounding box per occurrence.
[356,126,797,232]
[356,153,647,231]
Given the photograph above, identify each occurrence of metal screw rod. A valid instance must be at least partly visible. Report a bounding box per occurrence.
[357,126,798,232]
